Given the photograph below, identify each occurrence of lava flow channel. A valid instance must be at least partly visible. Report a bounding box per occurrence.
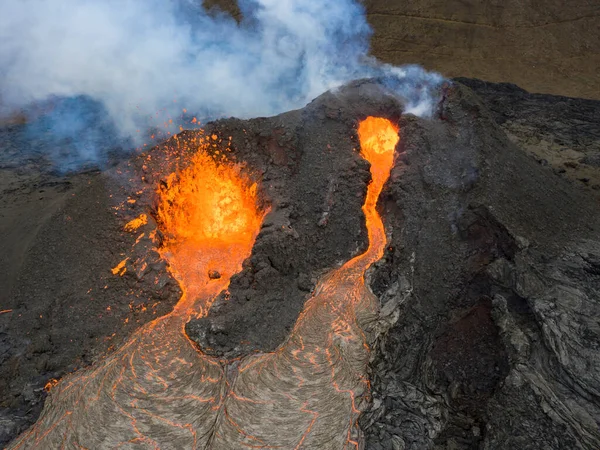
[9,117,399,449]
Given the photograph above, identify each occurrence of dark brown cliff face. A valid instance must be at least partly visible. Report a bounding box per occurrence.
[205,0,600,101]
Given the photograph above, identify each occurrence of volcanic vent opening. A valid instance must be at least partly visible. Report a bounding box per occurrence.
[155,149,266,320]
[355,116,399,266]
[9,115,402,449]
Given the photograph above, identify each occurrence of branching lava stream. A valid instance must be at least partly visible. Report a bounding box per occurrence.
[9,117,399,449]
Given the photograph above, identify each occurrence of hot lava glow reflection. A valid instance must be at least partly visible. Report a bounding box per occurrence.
[10,117,399,449]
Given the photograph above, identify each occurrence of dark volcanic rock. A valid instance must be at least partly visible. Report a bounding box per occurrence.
[184,80,406,357]
[360,83,600,449]
[2,77,600,448]
[455,77,600,196]
[184,79,600,447]
[0,160,181,446]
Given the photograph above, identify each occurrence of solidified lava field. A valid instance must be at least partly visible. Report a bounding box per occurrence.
[2,79,600,449]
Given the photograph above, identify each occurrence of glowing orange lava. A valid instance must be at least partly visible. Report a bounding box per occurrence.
[124,213,148,232]
[9,118,401,450]
[346,116,399,272]
[156,151,264,319]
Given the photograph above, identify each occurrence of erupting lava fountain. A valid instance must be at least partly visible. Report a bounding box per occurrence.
[10,117,400,449]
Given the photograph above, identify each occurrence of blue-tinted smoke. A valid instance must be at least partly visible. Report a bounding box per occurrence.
[0,0,444,171]
[22,96,129,172]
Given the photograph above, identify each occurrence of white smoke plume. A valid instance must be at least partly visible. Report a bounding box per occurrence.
[0,0,444,169]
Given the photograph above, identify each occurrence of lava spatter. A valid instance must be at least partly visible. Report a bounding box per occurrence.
[155,151,264,319]
[9,117,399,449]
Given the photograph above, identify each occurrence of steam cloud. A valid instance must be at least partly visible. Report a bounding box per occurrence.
[0,0,444,170]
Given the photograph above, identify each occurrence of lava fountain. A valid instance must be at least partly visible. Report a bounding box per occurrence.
[156,151,264,319]
[9,117,399,449]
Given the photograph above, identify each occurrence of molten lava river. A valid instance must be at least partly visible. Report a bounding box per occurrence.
[10,117,399,449]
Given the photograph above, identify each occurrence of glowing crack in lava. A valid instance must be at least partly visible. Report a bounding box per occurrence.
[9,117,399,449]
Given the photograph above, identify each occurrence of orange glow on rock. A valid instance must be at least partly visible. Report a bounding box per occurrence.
[43,378,59,392]
[124,213,148,232]
[156,150,264,318]
[111,258,128,276]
